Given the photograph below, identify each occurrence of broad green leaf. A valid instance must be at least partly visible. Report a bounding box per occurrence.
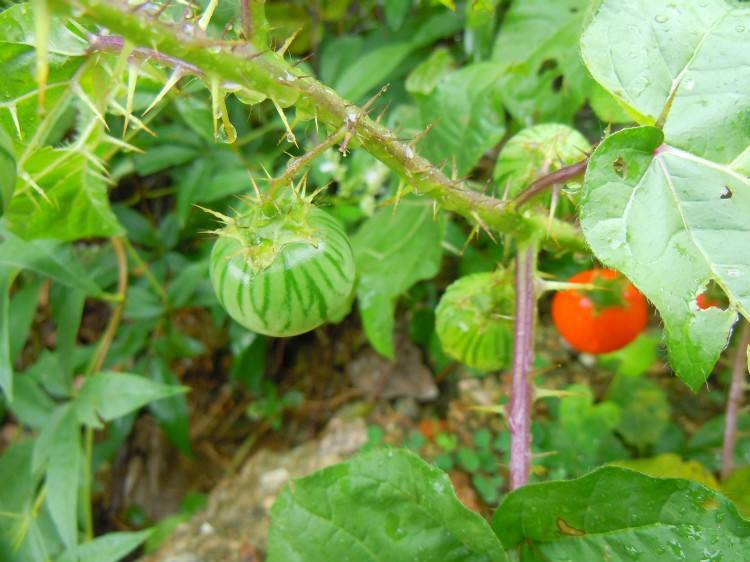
[417,63,505,176]
[540,385,624,477]
[613,453,719,490]
[494,123,590,197]
[0,4,82,146]
[44,404,80,549]
[0,3,87,56]
[581,0,750,163]
[405,48,453,96]
[56,530,151,562]
[0,126,15,214]
[267,448,507,562]
[0,230,104,296]
[492,0,593,124]
[75,371,188,428]
[5,147,122,241]
[335,42,414,102]
[581,126,747,389]
[12,374,56,429]
[352,199,444,358]
[492,466,750,561]
[606,374,670,451]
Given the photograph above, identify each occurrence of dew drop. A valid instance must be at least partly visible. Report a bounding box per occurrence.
[655,14,668,23]
[727,269,741,278]
[737,25,746,33]
[684,79,696,91]
[218,122,237,144]
[285,132,295,143]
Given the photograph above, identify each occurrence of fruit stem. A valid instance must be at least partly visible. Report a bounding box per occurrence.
[721,321,750,480]
[537,280,602,294]
[509,240,538,489]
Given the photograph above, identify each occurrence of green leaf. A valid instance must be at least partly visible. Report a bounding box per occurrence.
[606,374,671,451]
[50,285,86,379]
[0,3,87,56]
[12,374,56,429]
[599,332,660,377]
[405,47,453,96]
[417,63,505,176]
[0,6,82,145]
[267,448,507,562]
[494,123,590,197]
[352,199,444,358]
[56,530,151,562]
[541,385,624,477]
[492,0,593,123]
[4,147,123,241]
[75,371,188,428]
[335,42,414,102]
[722,466,750,519]
[613,453,719,491]
[0,126,15,215]
[492,466,750,560]
[384,0,411,30]
[146,357,192,456]
[580,126,747,389]
[581,0,750,163]
[44,404,81,549]
[0,230,104,296]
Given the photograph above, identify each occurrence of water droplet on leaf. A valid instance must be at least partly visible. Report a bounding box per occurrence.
[655,14,668,23]
[218,122,237,143]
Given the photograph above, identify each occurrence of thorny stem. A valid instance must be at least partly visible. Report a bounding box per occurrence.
[270,125,347,192]
[513,157,589,207]
[509,241,538,489]
[82,235,129,541]
[90,35,203,75]
[57,0,587,252]
[722,322,750,480]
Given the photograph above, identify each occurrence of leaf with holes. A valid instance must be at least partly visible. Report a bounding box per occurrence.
[416,63,506,176]
[581,126,747,389]
[492,0,594,124]
[581,0,750,164]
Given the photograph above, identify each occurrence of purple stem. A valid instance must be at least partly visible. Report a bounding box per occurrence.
[89,35,204,76]
[722,322,750,480]
[509,242,537,490]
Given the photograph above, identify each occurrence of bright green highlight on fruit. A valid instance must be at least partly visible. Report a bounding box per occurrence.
[209,193,355,337]
[436,271,513,371]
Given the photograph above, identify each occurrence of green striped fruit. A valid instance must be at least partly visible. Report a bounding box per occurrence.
[435,271,513,371]
[209,198,355,337]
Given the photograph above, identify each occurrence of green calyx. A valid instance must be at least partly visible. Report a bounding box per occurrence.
[209,190,321,271]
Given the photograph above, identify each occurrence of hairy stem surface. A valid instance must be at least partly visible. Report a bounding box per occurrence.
[509,242,537,489]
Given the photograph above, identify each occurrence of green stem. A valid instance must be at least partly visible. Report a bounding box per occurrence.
[51,0,586,250]
[81,236,129,541]
[82,426,94,541]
